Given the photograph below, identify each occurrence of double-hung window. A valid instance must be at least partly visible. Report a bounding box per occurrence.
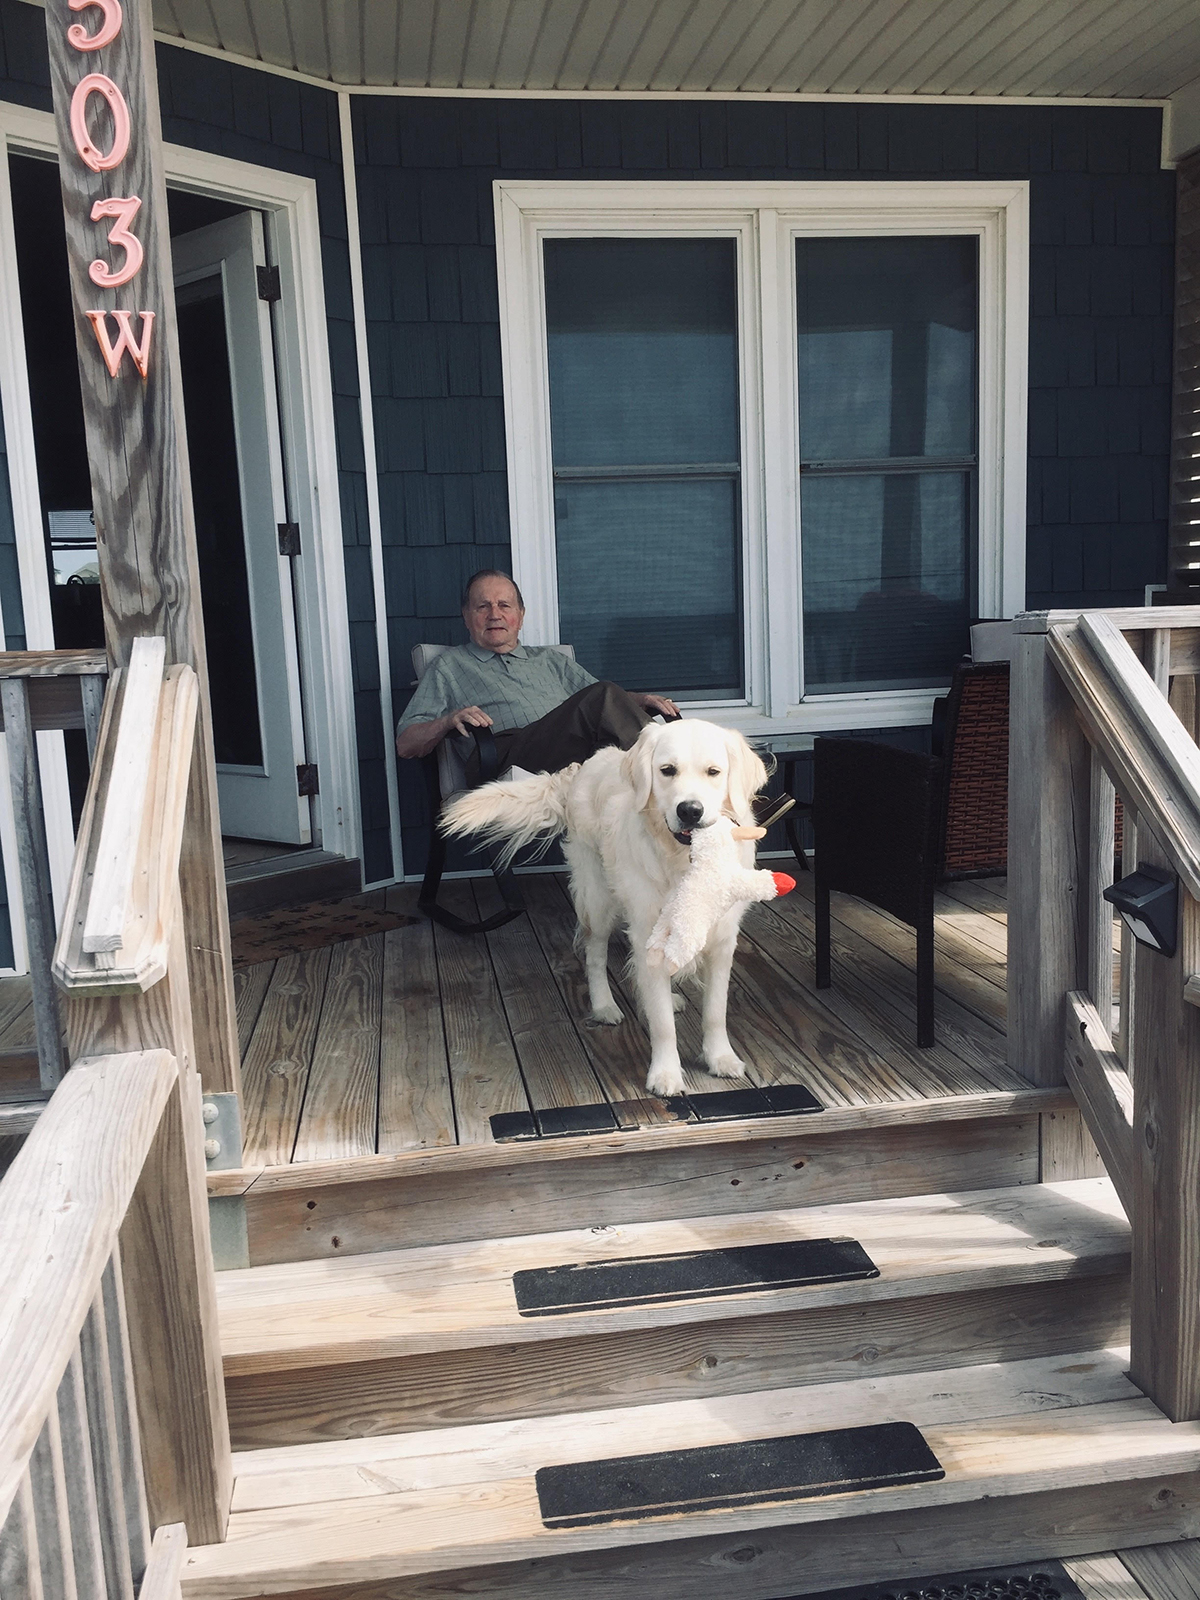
[496,181,1028,734]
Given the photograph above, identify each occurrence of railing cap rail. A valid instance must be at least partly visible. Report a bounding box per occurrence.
[0,649,108,678]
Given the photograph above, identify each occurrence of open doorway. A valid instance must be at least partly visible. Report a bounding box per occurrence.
[7,154,313,871]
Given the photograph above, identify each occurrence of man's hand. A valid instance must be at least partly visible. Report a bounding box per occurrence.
[396,706,493,760]
[448,705,493,736]
[636,692,681,720]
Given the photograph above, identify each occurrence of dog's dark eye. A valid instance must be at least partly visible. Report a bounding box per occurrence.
[660,765,677,777]
[706,767,721,777]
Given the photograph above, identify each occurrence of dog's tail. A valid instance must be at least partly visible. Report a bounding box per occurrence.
[439,765,579,869]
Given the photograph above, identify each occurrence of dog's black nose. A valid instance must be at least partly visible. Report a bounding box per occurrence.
[676,800,704,828]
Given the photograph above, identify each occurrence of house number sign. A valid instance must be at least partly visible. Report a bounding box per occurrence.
[62,0,155,378]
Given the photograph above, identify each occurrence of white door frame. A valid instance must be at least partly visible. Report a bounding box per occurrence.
[0,100,360,971]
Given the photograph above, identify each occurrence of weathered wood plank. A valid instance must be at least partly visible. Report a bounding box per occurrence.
[0,1051,177,1525]
[120,1063,231,1545]
[78,1278,137,1600]
[1065,1553,1152,1600]
[1120,1541,1200,1598]
[0,651,107,678]
[292,937,383,1164]
[378,919,454,1154]
[177,1474,1200,1600]
[1,678,65,1088]
[241,1114,1040,1263]
[0,1469,44,1600]
[225,1274,1128,1454]
[233,963,275,1059]
[55,1347,106,1600]
[1008,624,1091,1085]
[432,883,529,1143]
[43,0,240,1096]
[219,1177,1128,1374]
[1063,992,1134,1213]
[477,880,606,1111]
[28,1405,76,1600]
[138,1523,188,1600]
[239,949,330,1168]
[1129,828,1200,1420]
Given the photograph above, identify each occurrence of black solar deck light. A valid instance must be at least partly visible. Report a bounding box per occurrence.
[1103,865,1179,958]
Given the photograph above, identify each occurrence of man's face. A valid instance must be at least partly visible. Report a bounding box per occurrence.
[463,577,525,654]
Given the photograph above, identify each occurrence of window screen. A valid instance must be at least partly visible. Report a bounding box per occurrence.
[545,237,744,699]
[797,236,977,694]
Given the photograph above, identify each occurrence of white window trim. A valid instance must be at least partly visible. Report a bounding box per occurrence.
[495,178,1029,738]
[0,100,360,969]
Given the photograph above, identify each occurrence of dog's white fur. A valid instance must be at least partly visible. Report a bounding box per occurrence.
[440,719,767,1097]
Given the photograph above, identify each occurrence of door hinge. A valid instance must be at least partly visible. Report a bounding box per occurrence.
[277,522,301,556]
[257,264,282,303]
[297,763,319,797]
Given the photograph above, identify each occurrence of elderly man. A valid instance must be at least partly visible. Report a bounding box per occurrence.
[395,570,681,779]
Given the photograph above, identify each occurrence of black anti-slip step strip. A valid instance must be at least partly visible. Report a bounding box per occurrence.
[490,1084,822,1142]
[798,1559,1085,1600]
[536,1420,944,1529]
[514,1235,879,1317]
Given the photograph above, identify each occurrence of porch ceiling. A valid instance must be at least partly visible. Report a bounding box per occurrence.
[148,0,1200,99]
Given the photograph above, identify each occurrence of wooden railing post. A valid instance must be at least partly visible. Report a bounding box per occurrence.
[42,0,240,1102]
[1009,616,1092,1084]
[1129,827,1200,1422]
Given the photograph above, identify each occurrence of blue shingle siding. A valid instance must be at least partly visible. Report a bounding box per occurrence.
[0,1,393,884]
[354,95,1173,870]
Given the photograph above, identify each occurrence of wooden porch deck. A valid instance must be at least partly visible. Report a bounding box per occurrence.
[224,869,1015,1166]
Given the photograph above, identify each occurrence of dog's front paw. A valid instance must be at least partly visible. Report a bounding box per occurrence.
[647,1060,686,1099]
[587,1002,624,1027]
[671,990,687,1013]
[705,1050,746,1080]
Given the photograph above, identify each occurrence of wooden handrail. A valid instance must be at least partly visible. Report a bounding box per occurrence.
[53,641,199,994]
[1047,613,1200,897]
[81,637,165,964]
[0,1048,177,1525]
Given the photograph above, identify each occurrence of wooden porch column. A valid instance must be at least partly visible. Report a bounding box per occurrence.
[1008,615,1092,1086]
[41,0,239,1096]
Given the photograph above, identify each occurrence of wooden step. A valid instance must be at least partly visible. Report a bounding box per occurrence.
[184,1347,1200,1599]
[216,1084,1077,1266]
[220,1180,1131,1448]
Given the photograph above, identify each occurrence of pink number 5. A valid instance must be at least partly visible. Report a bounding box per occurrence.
[67,0,122,51]
[89,195,143,288]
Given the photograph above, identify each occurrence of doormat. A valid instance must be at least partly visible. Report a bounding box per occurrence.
[230,898,417,966]
[536,1421,943,1528]
[514,1236,879,1317]
[795,1559,1086,1600]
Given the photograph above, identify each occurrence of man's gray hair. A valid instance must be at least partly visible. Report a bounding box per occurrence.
[461,569,525,610]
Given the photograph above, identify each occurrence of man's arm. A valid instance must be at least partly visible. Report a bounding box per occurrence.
[395,705,493,760]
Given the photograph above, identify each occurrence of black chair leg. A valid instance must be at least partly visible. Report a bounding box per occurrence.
[417,754,526,936]
[916,909,935,1047]
[815,880,831,989]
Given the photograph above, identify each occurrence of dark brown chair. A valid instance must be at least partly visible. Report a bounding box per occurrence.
[813,659,1009,1047]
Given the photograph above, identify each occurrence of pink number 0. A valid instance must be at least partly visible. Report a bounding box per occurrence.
[89,195,142,287]
[69,73,130,172]
[67,0,122,52]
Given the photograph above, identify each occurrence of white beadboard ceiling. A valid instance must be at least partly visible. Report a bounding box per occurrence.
[148,0,1200,98]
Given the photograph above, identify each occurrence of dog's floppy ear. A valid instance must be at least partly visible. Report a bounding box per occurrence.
[621,724,659,812]
[723,729,768,825]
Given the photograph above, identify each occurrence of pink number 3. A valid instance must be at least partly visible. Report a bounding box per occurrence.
[89,195,143,288]
[67,0,122,52]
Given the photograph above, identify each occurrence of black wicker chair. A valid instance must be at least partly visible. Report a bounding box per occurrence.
[813,659,1010,1047]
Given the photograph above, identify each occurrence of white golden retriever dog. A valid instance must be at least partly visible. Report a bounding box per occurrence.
[440,719,767,1098]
